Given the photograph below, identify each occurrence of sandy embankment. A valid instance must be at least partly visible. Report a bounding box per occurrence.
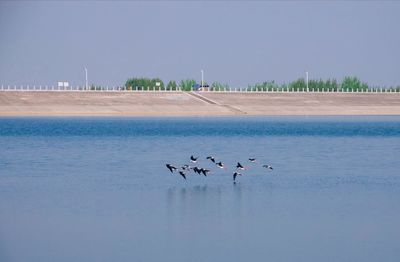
[0,91,399,116]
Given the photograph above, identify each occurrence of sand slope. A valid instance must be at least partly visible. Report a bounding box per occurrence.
[0,91,399,116]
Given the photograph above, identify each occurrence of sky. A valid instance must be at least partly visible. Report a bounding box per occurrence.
[0,1,399,88]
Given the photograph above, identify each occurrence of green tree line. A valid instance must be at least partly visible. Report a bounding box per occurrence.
[123,76,400,92]
[125,77,165,91]
[247,76,399,92]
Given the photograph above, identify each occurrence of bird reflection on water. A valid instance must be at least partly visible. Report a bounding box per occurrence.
[166,185,224,212]
[165,183,245,227]
[164,183,250,248]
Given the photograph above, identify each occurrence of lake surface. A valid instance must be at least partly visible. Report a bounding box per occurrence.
[1,116,400,262]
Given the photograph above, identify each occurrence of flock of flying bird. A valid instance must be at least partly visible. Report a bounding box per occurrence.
[166,155,273,182]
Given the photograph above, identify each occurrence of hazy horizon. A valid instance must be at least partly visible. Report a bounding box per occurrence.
[1,1,399,87]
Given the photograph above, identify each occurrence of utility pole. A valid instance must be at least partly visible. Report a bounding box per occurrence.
[306,71,309,92]
[85,67,88,90]
[201,69,204,88]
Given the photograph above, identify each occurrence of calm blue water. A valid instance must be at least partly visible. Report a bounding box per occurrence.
[0,116,400,262]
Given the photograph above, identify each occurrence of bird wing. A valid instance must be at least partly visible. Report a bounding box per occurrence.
[207,156,215,162]
[179,172,186,180]
[166,164,173,173]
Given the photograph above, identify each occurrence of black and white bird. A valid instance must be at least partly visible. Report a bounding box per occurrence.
[216,161,225,169]
[262,164,273,170]
[182,164,191,171]
[178,171,187,180]
[200,168,211,177]
[249,158,256,163]
[166,164,177,173]
[190,155,198,163]
[193,166,201,174]
[206,156,216,163]
[236,162,245,170]
[233,172,242,181]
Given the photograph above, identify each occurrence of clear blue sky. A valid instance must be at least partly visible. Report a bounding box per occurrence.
[1,1,399,87]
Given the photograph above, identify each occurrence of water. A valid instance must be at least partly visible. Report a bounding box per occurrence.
[1,116,400,262]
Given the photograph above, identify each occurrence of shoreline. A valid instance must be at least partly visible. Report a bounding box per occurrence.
[1,115,400,121]
[1,91,399,117]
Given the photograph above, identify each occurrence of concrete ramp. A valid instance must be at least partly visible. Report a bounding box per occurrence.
[187,92,247,115]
